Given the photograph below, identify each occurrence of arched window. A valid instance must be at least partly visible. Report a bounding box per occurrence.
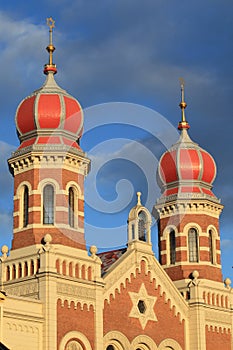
[6,266,10,281]
[30,260,34,275]
[23,185,29,227]
[12,265,16,279]
[138,211,147,241]
[209,230,214,264]
[69,187,75,227]
[43,185,54,224]
[24,261,28,277]
[169,229,176,264]
[106,346,115,350]
[188,228,199,262]
[66,340,84,350]
[18,263,22,278]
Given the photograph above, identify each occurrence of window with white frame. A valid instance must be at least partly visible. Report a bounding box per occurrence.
[138,210,147,241]
[188,228,199,262]
[23,185,29,227]
[43,184,54,224]
[208,229,214,264]
[69,187,75,227]
[169,229,176,264]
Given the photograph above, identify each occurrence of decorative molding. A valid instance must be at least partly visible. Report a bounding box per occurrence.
[59,331,92,350]
[11,143,85,158]
[103,331,131,349]
[8,150,90,176]
[156,200,223,218]
[131,335,157,349]
[13,224,85,233]
[103,249,189,322]
[5,281,39,298]
[205,309,232,325]
[158,338,183,350]
[156,194,222,206]
[206,322,231,333]
[57,282,95,300]
[66,340,83,350]
[6,322,39,334]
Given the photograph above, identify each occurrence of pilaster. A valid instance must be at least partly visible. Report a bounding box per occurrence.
[38,234,57,350]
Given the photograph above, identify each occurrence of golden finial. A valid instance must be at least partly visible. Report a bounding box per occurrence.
[178,78,190,130]
[44,17,57,74]
[137,192,142,206]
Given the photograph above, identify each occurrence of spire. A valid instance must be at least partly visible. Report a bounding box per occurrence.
[44,17,57,75]
[137,191,142,206]
[178,78,190,130]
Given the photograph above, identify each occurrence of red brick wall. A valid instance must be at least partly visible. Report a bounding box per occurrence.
[103,261,185,347]
[57,299,94,350]
[159,214,220,233]
[158,213,222,282]
[206,326,231,350]
[164,264,222,281]
[12,227,86,249]
[12,164,86,249]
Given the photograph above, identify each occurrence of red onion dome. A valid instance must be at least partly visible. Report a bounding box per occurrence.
[157,127,217,200]
[157,81,219,202]
[15,70,83,151]
[15,18,83,152]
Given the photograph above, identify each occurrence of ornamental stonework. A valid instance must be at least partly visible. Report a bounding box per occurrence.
[57,282,95,300]
[5,282,39,298]
[66,340,83,350]
[205,309,232,325]
[129,283,157,329]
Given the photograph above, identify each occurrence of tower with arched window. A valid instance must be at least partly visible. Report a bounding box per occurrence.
[8,26,90,251]
[0,19,232,350]
[155,82,223,283]
[127,192,152,246]
[4,20,101,350]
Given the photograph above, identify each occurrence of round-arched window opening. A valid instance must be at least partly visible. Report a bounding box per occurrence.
[106,346,115,350]
[138,211,147,241]
[188,227,198,263]
[66,340,83,350]
[137,299,146,314]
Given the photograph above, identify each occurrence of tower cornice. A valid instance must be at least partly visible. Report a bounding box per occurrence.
[8,148,90,176]
[155,198,223,219]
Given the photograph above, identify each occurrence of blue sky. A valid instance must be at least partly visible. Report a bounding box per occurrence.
[0,1,233,280]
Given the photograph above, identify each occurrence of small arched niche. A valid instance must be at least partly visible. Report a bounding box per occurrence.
[127,192,152,244]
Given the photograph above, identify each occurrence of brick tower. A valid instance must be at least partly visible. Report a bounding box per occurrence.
[155,81,223,282]
[1,20,232,350]
[3,19,104,350]
[8,19,90,251]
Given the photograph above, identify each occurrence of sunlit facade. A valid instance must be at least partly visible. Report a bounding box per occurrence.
[0,21,232,350]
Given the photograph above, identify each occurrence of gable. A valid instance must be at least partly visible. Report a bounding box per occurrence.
[103,243,189,348]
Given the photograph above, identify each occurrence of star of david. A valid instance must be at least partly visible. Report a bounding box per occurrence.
[129,283,157,329]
